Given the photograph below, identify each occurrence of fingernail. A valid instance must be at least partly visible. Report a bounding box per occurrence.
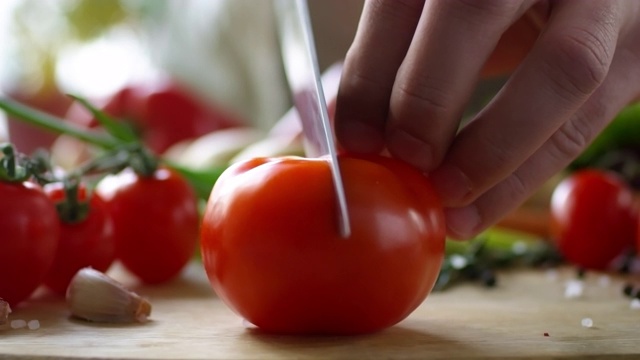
[430,164,473,206]
[387,130,433,171]
[444,205,481,239]
[338,122,384,153]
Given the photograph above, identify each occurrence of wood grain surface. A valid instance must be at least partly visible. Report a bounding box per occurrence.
[1,262,639,359]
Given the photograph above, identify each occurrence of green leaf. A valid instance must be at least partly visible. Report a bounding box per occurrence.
[68,94,138,143]
[0,97,118,149]
[166,161,227,200]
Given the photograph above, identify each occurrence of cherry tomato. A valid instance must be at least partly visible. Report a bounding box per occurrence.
[96,167,199,284]
[66,79,244,153]
[0,181,59,307]
[42,182,116,295]
[200,154,446,335]
[550,169,637,270]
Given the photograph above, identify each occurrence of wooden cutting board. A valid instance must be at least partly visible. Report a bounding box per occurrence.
[1,262,639,359]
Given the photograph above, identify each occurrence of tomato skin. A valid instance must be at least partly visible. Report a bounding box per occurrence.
[550,170,637,270]
[0,181,59,307]
[96,167,199,284]
[42,183,116,295]
[201,155,446,335]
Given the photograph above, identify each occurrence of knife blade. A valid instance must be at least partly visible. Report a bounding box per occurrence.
[274,0,351,238]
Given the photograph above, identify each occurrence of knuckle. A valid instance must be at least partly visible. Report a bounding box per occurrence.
[393,74,452,119]
[545,27,613,99]
[340,67,389,103]
[344,68,384,92]
[501,171,530,203]
[549,113,597,162]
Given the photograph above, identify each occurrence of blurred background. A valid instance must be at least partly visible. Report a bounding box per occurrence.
[0,0,363,156]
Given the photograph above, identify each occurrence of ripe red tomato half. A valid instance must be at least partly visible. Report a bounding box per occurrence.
[0,181,59,307]
[42,182,116,295]
[200,154,446,335]
[550,169,637,270]
[96,167,199,284]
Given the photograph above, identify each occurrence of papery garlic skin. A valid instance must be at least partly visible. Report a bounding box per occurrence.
[66,267,151,323]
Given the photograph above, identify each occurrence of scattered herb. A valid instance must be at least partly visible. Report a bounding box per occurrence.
[435,228,561,291]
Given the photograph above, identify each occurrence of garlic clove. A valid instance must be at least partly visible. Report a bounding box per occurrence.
[66,267,151,323]
[0,298,10,325]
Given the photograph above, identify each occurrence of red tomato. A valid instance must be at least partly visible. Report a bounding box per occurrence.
[96,167,199,284]
[200,154,446,335]
[42,182,116,295]
[66,79,244,153]
[550,169,637,270]
[0,181,59,307]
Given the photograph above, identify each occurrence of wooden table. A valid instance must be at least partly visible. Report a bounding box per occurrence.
[2,262,639,359]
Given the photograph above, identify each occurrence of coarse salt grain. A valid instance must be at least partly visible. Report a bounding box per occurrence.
[564,280,584,299]
[449,254,467,269]
[27,320,40,330]
[581,318,593,328]
[545,269,558,282]
[630,298,640,310]
[10,319,27,329]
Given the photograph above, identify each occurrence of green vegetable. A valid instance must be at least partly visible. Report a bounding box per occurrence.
[166,161,226,200]
[571,102,640,169]
[436,228,559,291]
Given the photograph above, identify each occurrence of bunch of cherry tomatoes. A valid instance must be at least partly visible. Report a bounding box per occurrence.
[0,142,200,309]
[1,79,238,309]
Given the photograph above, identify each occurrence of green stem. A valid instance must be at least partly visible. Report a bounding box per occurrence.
[57,176,90,223]
[0,143,29,182]
[2,144,16,179]
[129,146,158,177]
[26,149,57,185]
[75,147,131,176]
[0,97,119,149]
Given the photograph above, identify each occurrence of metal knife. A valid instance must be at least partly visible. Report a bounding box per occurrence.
[274,0,351,238]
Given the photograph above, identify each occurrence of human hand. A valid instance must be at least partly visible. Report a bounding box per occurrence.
[334,0,640,239]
